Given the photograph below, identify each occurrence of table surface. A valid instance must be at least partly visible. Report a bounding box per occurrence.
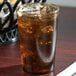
[0,6,76,76]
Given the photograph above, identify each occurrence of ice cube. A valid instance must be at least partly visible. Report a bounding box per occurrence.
[41,25,53,33]
[17,3,44,17]
[40,6,47,15]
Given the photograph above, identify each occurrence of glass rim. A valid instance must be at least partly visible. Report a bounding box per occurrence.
[17,3,59,14]
[47,3,59,14]
[39,3,60,14]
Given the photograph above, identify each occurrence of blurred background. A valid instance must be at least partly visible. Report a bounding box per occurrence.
[47,0,76,7]
[0,0,17,4]
[0,0,76,7]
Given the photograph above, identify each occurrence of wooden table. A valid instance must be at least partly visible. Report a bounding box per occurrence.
[0,6,76,76]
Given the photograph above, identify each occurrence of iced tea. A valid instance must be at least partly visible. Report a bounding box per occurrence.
[17,3,59,74]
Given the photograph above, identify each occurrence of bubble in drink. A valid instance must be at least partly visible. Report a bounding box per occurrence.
[17,3,59,74]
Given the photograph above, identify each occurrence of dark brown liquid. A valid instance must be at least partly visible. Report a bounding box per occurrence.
[17,12,57,74]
